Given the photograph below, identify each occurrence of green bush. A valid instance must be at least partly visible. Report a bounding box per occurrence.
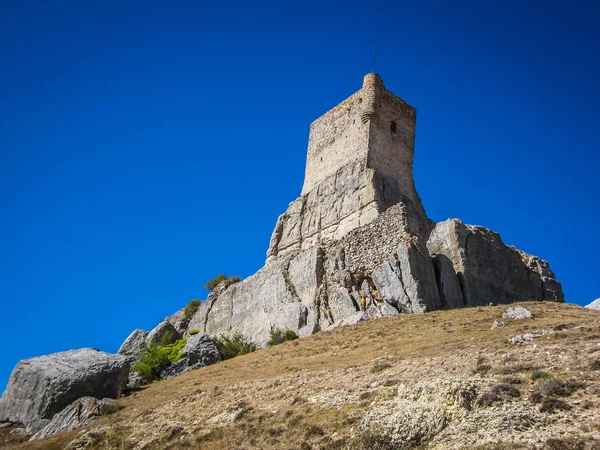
[183,299,201,320]
[204,274,241,291]
[132,338,187,384]
[204,274,227,291]
[212,333,258,360]
[267,328,299,346]
[189,329,200,335]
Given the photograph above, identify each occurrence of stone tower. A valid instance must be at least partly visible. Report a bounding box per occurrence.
[267,73,429,262]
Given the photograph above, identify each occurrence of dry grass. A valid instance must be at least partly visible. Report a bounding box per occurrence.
[7,301,600,450]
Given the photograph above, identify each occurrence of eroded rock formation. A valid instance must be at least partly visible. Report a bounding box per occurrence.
[0,349,129,428]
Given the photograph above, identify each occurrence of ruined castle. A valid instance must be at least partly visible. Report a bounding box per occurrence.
[176,73,563,344]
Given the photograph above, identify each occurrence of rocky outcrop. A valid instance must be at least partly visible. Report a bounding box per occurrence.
[117,329,148,359]
[30,397,116,440]
[160,334,220,379]
[178,202,563,345]
[426,219,564,307]
[0,349,129,427]
[585,298,600,311]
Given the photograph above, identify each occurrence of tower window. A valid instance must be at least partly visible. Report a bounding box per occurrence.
[390,121,397,133]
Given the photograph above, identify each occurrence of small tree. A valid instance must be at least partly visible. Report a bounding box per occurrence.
[212,333,258,360]
[183,299,201,320]
[268,329,299,346]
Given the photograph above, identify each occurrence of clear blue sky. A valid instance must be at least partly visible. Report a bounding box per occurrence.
[1,0,598,390]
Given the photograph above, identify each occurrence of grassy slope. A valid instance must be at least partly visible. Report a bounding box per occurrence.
[4,302,600,449]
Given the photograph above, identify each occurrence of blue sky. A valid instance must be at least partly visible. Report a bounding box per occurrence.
[1,0,599,390]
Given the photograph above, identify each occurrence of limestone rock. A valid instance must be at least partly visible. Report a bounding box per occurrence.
[492,320,507,329]
[25,418,50,434]
[503,306,533,320]
[427,219,564,307]
[146,321,182,346]
[0,349,129,426]
[30,397,116,440]
[117,329,148,360]
[585,298,600,311]
[160,334,220,379]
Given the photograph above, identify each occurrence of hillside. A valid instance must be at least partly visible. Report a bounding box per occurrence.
[3,301,599,449]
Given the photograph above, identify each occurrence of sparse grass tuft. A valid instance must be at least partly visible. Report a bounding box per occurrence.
[371,360,392,374]
[529,369,552,381]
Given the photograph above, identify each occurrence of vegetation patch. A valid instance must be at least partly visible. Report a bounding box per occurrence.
[476,383,520,407]
[183,299,201,320]
[540,398,572,413]
[530,378,584,405]
[529,369,552,381]
[212,333,258,360]
[204,274,241,291]
[188,329,200,335]
[268,328,299,346]
[133,335,187,384]
[371,360,392,374]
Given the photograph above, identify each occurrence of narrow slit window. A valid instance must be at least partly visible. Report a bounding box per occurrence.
[390,121,397,133]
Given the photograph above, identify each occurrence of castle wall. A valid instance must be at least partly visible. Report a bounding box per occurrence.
[301,91,369,195]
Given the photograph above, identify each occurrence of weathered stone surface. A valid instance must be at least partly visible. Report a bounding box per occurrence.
[146,321,182,346]
[30,397,116,440]
[160,334,220,379]
[431,254,464,309]
[0,349,129,426]
[25,418,50,434]
[187,254,318,346]
[585,298,600,311]
[427,219,564,307]
[117,329,148,359]
[503,306,533,320]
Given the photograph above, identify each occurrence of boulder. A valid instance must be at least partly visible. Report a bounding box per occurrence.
[146,321,182,346]
[503,306,533,320]
[30,397,116,440]
[585,298,600,311]
[0,349,129,426]
[160,334,220,379]
[117,329,148,360]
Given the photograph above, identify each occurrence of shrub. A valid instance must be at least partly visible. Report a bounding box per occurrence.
[189,329,200,335]
[204,274,241,291]
[533,378,584,398]
[476,384,520,407]
[133,338,187,384]
[540,398,571,413]
[212,333,258,360]
[268,328,299,346]
[183,299,201,320]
